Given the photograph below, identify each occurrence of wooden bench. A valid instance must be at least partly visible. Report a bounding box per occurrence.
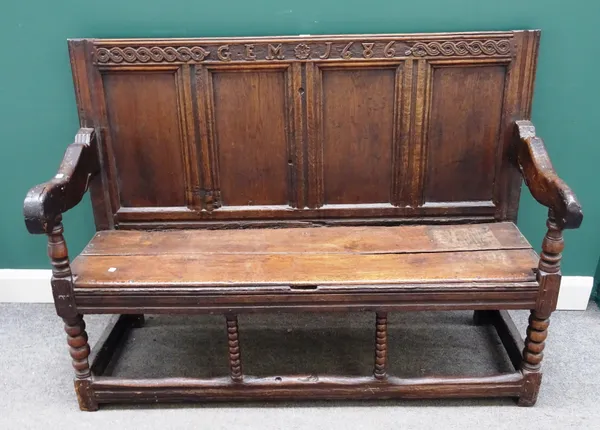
[24,30,583,410]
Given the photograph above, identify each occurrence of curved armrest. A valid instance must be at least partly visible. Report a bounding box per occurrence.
[24,128,98,234]
[514,120,583,229]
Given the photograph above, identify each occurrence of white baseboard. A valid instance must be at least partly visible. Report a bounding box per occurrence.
[0,269,595,310]
[555,276,595,311]
[0,269,53,303]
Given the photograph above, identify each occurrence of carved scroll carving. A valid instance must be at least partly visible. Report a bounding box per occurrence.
[95,46,210,63]
[409,40,511,57]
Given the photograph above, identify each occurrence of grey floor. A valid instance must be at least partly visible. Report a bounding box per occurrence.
[1,303,599,429]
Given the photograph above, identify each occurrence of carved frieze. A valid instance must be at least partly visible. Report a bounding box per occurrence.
[94,38,512,64]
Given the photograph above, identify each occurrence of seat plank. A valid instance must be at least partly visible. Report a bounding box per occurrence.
[72,249,538,288]
[82,222,530,256]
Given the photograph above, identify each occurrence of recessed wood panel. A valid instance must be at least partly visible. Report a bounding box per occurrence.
[103,72,186,207]
[321,68,396,205]
[424,65,506,203]
[212,70,289,206]
[71,32,541,226]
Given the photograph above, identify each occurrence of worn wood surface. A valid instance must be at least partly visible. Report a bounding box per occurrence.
[81,222,530,255]
[23,128,97,234]
[71,223,538,288]
[65,31,541,226]
[22,30,586,409]
[74,301,529,409]
[90,374,525,403]
[515,121,583,229]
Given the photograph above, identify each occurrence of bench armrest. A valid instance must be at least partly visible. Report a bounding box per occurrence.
[24,128,98,234]
[514,120,583,229]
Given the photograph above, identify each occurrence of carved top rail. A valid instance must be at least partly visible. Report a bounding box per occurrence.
[91,32,515,65]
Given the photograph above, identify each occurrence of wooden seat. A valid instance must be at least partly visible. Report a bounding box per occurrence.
[71,222,539,312]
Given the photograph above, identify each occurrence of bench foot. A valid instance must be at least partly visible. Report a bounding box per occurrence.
[74,379,98,411]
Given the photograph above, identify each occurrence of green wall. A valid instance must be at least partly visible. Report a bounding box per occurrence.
[1,1,599,276]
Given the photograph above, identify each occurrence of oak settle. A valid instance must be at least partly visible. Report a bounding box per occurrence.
[23,30,582,410]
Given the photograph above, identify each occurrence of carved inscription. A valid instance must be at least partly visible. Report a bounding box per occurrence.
[319,42,332,59]
[384,41,396,58]
[245,44,256,60]
[266,43,285,60]
[294,43,311,59]
[218,45,231,61]
[362,42,375,58]
[341,41,354,59]
[93,38,513,64]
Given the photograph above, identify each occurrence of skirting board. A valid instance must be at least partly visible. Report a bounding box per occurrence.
[0,269,594,311]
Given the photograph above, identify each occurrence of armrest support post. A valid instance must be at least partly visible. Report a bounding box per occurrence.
[23,128,98,234]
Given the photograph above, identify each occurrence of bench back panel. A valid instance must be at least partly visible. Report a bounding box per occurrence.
[69,31,540,229]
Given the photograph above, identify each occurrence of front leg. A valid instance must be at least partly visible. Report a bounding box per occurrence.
[64,314,97,411]
[518,212,563,406]
[48,217,97,410]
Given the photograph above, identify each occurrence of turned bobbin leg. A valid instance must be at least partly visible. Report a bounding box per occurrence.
[373,312,388,380]
[64,315,96,411]
[48,217,97,411]
[519,212,563,406]
[226,315,243,382]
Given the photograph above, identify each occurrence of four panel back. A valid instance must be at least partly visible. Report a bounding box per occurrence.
[69,31,540,229]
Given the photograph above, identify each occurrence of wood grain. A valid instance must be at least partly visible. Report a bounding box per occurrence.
[81,222,530,256]
[22,31,585,409]
[103,71,187,207]
[212,68,291,206]
[90,373,524,402]
[321,67,395,204]
[72,248,538,288]
[515,121,583,229]
[425,65,505,203]
[61,31,546,225]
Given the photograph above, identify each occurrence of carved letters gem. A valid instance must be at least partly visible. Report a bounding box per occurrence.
[94,39,511,64]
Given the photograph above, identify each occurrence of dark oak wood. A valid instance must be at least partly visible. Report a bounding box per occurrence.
[59,32,540,225]
[519,211,566,406]
[80,222,530,255]
[24,129,97,235]
[515,121,583,229]
[226,315,243,382]
[373,312,388,379]
[22,30,583,410]
[90,374,525,403]
[71,248,538,287]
